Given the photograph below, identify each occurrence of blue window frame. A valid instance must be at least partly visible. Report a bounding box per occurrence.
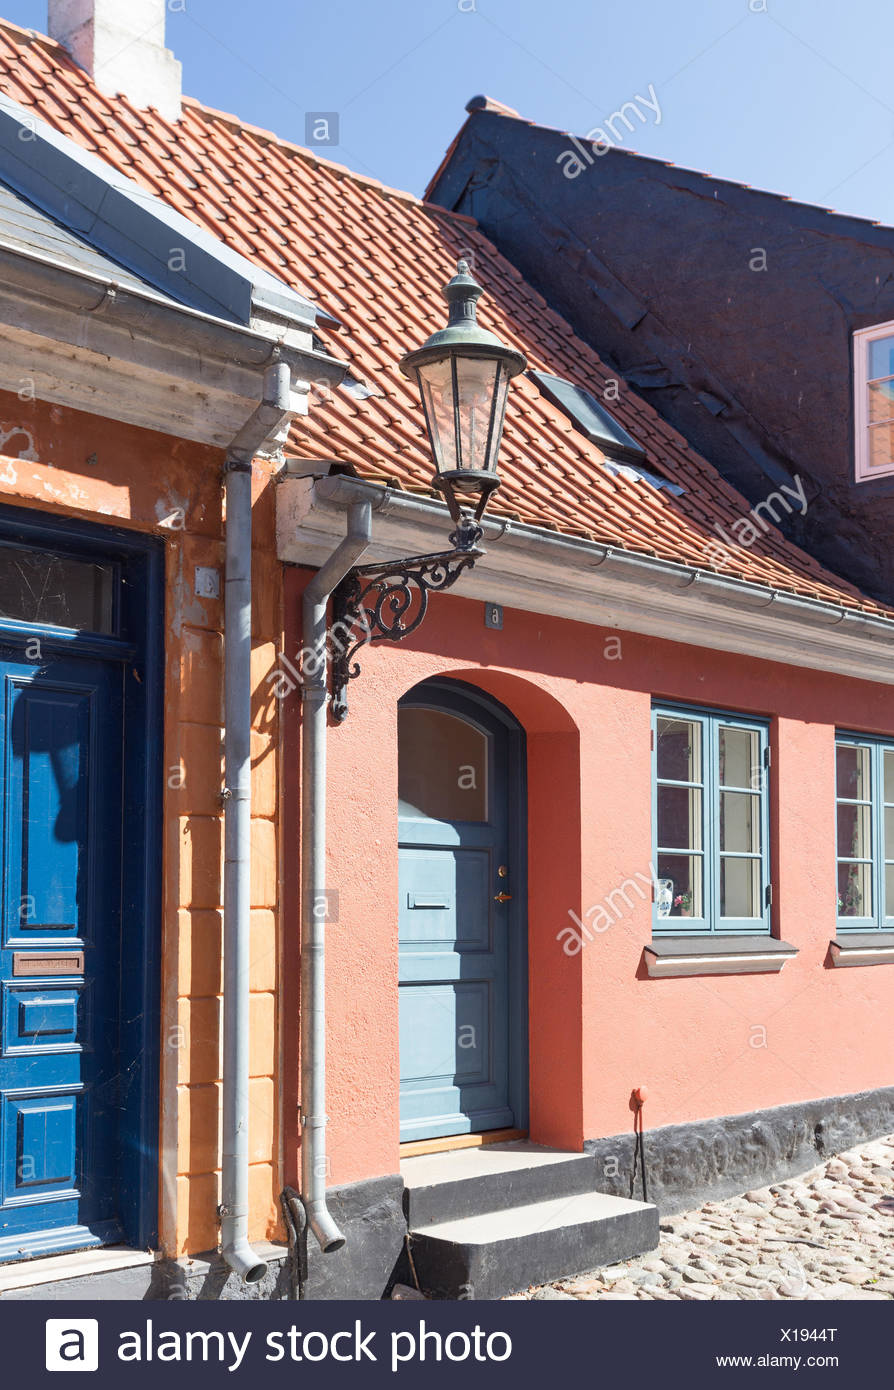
[835,732,894,931]
[652,704,771,935]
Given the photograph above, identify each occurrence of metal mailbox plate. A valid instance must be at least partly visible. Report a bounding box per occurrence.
[12,951,84,976]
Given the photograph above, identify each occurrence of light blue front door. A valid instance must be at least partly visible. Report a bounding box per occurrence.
[398,682,527,1142]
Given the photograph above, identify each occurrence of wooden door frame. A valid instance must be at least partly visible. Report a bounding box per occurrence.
[398,676,529,1138]
[0,504,163,1255]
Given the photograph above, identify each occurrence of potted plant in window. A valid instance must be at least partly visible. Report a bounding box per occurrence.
[673,892,693,917]
[837,883,862,916]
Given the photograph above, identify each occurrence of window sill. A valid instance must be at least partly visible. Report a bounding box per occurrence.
[829,933,894,967]
[643,935,798,978]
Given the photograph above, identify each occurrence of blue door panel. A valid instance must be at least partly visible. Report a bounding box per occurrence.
[400,848,491,949]
[3,983,85,1053]
[5,685,90,939]
[399,982,491,1085]
[398,683,526,1143]
[19,996,79,1040]
[0,647,124,1258]
[13,1092,78,1190]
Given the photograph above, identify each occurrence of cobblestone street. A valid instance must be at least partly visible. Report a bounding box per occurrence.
[521,1136,894,1301]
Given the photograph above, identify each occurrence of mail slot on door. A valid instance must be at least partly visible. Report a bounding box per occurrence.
[12,952,84,976]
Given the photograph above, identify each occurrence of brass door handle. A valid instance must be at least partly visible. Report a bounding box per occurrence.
[493,892,512,903]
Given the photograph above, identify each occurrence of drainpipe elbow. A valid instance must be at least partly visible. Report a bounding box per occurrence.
[304,1198,346,1254]
[221,1233,269,1285]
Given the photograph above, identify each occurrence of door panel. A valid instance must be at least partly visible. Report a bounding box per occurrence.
[0,649,124,1257]
[6,685,91,942]
[400,847,491,950]
[399,982,490,1085]
[2,982,86,1054]
[398,684,526,1143]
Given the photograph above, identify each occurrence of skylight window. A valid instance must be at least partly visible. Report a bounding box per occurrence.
[530,370,684,494]
[854,322,894,481]
[531,371,645,462]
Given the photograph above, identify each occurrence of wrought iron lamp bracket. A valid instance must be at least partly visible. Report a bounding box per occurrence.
[329,515,483,722]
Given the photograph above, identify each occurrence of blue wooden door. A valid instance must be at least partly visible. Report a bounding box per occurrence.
[0,644,125,1259]
[398,682,527,1142]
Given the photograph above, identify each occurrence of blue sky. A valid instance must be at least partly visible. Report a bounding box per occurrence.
[7,0,894,223]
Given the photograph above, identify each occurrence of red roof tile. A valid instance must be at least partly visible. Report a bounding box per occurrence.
[0,21,887,618]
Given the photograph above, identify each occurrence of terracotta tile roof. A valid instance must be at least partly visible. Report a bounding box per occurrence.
[0,20,888,618]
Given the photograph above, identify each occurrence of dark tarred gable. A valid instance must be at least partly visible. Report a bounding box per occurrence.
[0,18,888,618]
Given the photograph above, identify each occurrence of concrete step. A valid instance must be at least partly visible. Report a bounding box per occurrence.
[401,1141,597,1228]
[408,1189,658,1300]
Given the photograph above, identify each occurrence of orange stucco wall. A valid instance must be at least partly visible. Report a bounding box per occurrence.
[283,565,894,1187]
[0,391,285,1258]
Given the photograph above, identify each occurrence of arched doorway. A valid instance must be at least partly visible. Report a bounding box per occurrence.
[397,678,528,1143]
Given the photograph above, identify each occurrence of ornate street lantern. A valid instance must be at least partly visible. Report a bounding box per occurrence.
[399,259,526,540]
[330,260,526,719]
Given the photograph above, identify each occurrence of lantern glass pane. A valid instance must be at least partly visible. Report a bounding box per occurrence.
[417,358,457,474]
[454,356,500,472]
[486,365,510,475]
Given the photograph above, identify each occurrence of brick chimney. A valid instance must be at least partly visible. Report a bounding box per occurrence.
[48,0,182,121]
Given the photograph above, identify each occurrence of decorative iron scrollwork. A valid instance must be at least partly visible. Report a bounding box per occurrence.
[329,518,483,721]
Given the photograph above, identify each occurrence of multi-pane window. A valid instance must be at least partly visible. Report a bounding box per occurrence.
[835,734,894,930]
[653,705,770,935]
[854,322,894,481]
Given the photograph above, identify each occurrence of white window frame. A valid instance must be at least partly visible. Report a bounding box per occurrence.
[854,320,894,482]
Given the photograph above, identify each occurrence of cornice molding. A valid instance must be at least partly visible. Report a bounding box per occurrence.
[276,473,894,686]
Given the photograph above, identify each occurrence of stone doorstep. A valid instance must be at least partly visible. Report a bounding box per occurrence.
[400,1143,658,1299]
[400,1141,590,1185]
[414,1190,654,1243]
[409,1190,659,1300]
[401,1141,597,1228]
[0,1245,155,1295]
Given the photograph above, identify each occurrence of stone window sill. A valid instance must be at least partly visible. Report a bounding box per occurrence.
[644,936,798,978]
[830,933,894,967]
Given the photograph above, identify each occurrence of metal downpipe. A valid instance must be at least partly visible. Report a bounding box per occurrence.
[221,361,291,1284]
[300,500,372,1252]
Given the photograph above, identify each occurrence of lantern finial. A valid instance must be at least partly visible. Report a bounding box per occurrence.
[443,260,483,330]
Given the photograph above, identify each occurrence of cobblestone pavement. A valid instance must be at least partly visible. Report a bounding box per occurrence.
[521,1136,894,1301]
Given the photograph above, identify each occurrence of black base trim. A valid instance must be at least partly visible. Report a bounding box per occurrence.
[299,1176,407,1301]
[5,1085,893,1297]
[585,1085,894,1214]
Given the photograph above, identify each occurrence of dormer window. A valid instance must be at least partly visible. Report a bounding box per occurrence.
[854,322,894,481]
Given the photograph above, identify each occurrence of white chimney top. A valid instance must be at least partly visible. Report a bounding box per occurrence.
[48,0,182,121]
